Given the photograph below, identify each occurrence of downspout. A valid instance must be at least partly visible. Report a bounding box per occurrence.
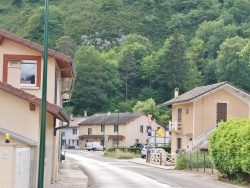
[192,101,196,151]
[51,69,59,183]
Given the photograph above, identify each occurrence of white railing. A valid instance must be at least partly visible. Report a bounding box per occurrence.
[149,153,176,166]
[188,125,217,150]
[169,121,182,131]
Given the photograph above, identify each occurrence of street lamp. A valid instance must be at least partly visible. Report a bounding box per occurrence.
[115,110,119,148]
[102,117,105,152]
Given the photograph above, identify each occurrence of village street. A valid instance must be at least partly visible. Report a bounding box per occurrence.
[65,150,242,188]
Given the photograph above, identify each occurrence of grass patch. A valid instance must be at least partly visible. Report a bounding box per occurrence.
[103,148,140,159]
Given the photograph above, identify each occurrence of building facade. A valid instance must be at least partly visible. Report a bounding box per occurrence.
[162,82,250,154]
[0,29,75,187]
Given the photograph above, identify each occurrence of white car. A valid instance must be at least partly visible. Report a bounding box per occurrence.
[141,145,153,159]
[86,142,105,151]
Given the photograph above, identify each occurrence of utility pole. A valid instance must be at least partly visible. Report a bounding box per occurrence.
[38,0,49,187]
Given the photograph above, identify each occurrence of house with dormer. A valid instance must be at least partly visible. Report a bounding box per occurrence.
[162,82,250,154]
[0,29,75,187]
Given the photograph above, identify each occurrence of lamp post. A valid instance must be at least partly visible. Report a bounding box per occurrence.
[102,117,105,152]
[38,0,49,187]
[115,110,119,148]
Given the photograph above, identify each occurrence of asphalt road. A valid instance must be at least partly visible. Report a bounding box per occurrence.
[66,150,243,188]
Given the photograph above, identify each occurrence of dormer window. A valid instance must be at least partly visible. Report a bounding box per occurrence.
[3,55,41,88]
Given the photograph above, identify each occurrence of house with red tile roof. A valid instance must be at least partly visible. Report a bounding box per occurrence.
[162,82,250,154]
[0,30,75,187]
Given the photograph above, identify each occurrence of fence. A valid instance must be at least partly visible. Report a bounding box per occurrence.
[180,150,216,173]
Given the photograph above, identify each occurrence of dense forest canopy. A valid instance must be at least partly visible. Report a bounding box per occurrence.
[2,0,250,124]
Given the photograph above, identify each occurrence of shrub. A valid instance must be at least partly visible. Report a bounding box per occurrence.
[176,155,187,170]
[209,118,250,182]
[104,149,140,159]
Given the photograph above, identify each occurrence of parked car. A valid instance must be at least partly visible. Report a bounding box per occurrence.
[130,143,144,148]
[141,145,154,159]
[86,142,105,151]
[150,148,166,155]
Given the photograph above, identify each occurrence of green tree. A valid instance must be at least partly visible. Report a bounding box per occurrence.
[25,5,64,48]
[154,33,189,92]
[132,98,170,125]
[55,36,76,57]
[214,36,250,90]
[71,46,109,115]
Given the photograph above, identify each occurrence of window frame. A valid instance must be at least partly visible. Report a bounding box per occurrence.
[140,125,143,133]
[88,128,92,135]
[3,54,41,88]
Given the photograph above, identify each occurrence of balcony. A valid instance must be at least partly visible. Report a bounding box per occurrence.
[169,121,182,134]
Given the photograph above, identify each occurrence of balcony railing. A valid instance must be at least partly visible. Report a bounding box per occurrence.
[169,121,182,133]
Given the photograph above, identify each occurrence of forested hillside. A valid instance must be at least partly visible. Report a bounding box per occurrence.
[1,0,250,123]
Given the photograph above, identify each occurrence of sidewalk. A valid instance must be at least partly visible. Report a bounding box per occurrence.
[129,158,175,170]
[48,158,88,188]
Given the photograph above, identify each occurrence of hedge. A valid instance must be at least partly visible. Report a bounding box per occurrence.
[209,118,250,181]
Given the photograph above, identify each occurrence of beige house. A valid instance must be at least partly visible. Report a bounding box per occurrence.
[0,29,75,187]
[78,112,166,149]
[162,82,250,154]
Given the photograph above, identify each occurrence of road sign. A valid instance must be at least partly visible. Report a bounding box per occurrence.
[156,128,164,137]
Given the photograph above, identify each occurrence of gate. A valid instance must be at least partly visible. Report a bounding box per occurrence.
[15,147,30,188]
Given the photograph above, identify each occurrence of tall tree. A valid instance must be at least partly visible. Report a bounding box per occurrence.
[155,33,188,90]
[71,46,109,115]
[215,36,250,90]
[25,5,64,48]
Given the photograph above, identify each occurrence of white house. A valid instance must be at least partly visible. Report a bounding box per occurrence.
[61,116,86,149]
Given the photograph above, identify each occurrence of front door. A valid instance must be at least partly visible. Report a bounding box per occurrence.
[216,103,227,124]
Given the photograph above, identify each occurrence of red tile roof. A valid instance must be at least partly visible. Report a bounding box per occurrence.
[0,29,75,79]
[0,81,69,122]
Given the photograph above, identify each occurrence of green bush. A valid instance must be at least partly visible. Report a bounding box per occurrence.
[104,148,140,159]
[176,155,187,170]
[209,118,250,182]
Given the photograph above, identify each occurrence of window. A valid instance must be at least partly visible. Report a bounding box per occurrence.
[77,140,79,146]
[88,128,92,135]
[73,128,77,135]
[68,139,71,145]
[177,138,182,149]
[3,54,41,88]
[178,108,182,123]
[114,124,118,132]
[61,132,65,137]
[101,124,105,132]
[20,60,37,86]
[140,125,143,133]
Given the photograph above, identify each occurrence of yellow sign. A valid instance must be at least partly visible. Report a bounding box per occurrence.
[156,128,164,137]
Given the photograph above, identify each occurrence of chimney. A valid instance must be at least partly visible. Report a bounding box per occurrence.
[84,111,87,118]
[174,88,179,98]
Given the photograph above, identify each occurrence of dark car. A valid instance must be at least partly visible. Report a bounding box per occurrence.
[130,143,144,148]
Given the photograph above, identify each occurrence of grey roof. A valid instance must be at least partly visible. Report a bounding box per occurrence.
[69,117,86,127]
[79,112,143,125]
[162,82,228,106]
